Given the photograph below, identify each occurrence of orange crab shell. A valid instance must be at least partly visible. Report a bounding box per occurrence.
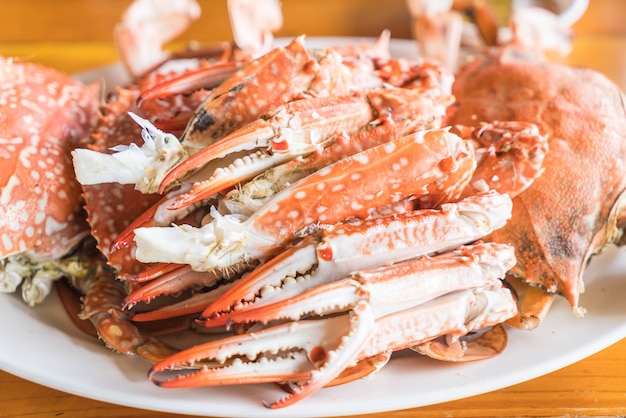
[448,47,626,312]
[0,59,100,261]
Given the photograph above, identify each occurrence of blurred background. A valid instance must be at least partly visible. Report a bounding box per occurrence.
[0,0,624,86]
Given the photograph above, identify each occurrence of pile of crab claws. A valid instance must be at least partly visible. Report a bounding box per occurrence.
[198,192,514,326]
[146,241,517,408]
[159,93,378,207]
[131,128,481,273]
[136,61,242,106]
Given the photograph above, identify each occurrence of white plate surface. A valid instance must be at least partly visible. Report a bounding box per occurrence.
[2,38,626,418]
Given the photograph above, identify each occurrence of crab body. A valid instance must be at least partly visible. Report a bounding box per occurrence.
[0,59,100,305]
[449,47,626,319]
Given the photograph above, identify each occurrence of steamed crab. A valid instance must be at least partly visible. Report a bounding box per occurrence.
[0,59,100,306]
[69,13,553,404]
[448,45,626,327]
[51,0,614,409]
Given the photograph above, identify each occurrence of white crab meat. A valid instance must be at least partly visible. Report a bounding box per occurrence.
[72,113,188,193]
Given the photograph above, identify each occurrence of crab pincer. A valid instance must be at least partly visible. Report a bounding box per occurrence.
[71,36,323,194]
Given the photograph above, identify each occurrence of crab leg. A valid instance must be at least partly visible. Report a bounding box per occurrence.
[149,243,517,408]
[129,282,236,323]
[137,61,243,105]
[79,265,180,362]
[132,128,475,272]
[112,79,454,242]
[201,192,512,325]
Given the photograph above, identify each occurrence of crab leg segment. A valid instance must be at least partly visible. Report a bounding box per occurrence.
[201,192,513,323]
[130,281,236,322]
[137,61,242,105]
[79,265,180,362]
[123,266,222,308]
[149,243,517,408]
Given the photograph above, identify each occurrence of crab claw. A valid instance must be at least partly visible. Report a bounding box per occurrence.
[200,192,513,325]
[72,113,188,194]
[137,61,242,105]
[150,304,376,409]
[123,264,248,322]
[159,94,375,202]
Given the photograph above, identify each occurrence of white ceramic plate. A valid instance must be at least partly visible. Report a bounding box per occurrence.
[2,38,626,418]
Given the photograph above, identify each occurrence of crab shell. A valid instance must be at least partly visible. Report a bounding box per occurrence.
[0,59,100,261]
[448,47,626,313]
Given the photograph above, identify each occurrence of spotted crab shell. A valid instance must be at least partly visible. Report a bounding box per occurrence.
[0,59,100,261]
[448,47,626,312]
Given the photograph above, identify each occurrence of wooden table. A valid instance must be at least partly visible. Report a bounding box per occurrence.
[1,1,625,417]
